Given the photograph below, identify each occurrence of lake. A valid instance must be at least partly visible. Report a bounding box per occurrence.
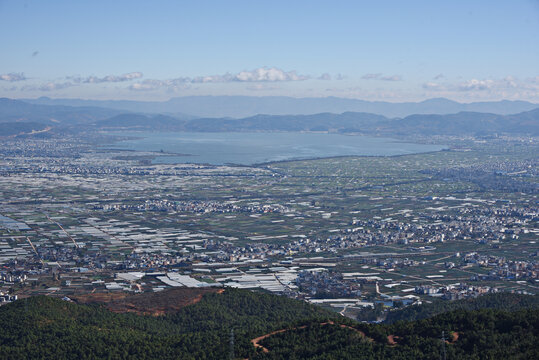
[105,132,447,165]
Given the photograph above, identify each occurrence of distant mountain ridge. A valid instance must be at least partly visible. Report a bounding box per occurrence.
[95,108,539,136]
[0,97,122,125]
[1,97,538,137]
[96,113,185,131]
[0,122,49,137]
[22,95,539,118]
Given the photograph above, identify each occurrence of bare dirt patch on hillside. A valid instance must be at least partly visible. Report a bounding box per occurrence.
[73,288,223,316]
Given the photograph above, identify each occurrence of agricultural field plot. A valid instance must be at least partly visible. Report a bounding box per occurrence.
[0,136,537,304]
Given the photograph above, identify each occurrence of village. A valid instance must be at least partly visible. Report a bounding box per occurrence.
[0,135,537,318]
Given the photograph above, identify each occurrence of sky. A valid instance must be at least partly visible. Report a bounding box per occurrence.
[0,0,538,102]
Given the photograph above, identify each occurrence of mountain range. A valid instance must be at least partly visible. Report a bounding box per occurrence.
[1,97,538,137]
[0,98,122,125]
[23,95,539,118]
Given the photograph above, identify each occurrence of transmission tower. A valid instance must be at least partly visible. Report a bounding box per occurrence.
[229,329,235,360]
[440,331,447,360]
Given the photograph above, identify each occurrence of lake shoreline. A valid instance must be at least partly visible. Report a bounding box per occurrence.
[101,131,448,166]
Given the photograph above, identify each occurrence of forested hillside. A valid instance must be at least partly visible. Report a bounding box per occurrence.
[355,292,539,324]
[253,308,538,360]
[0,122,48,137]
[0,290,537,359]
[0,289,334,359]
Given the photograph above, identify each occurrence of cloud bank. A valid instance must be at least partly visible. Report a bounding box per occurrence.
[129,67,314,91]
[5,68,338,94]
[37,82,76,91]
[70,72,143,84]
[422,76,539,100]
[362,73,402,81]
[423,76,531,92]
[20,72,144,92]
[234,67,309,82]
[0,73,27,82]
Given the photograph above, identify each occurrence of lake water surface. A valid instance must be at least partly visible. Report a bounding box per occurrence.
[106,132,446,165]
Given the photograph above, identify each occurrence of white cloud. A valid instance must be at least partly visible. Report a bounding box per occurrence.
[361,73,382,80]
[128,80,165,91]
[361,73,402,81]
[0,73,27,82]
[380,75,402,81]
[128,67,315,91]
[71,72,143,84]
[422,82,443,90]
[457,79,496,91]
[37,82,76,91]
[128,82,157,91]
[16,72,142,92]
[190,75,225,83]
[421,76,539,101]
[422,77,523,92]
[128,79,191,92]
[15,67,327,94]
[189,67,311,83]
[318,73,331,80]
[246,84,280,91]
[233,67,309,82]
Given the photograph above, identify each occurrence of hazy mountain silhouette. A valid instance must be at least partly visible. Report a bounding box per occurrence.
[22,96,538,118]
[2,98,537,136]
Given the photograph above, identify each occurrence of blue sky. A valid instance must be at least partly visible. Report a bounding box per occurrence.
[0,0,538,102]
